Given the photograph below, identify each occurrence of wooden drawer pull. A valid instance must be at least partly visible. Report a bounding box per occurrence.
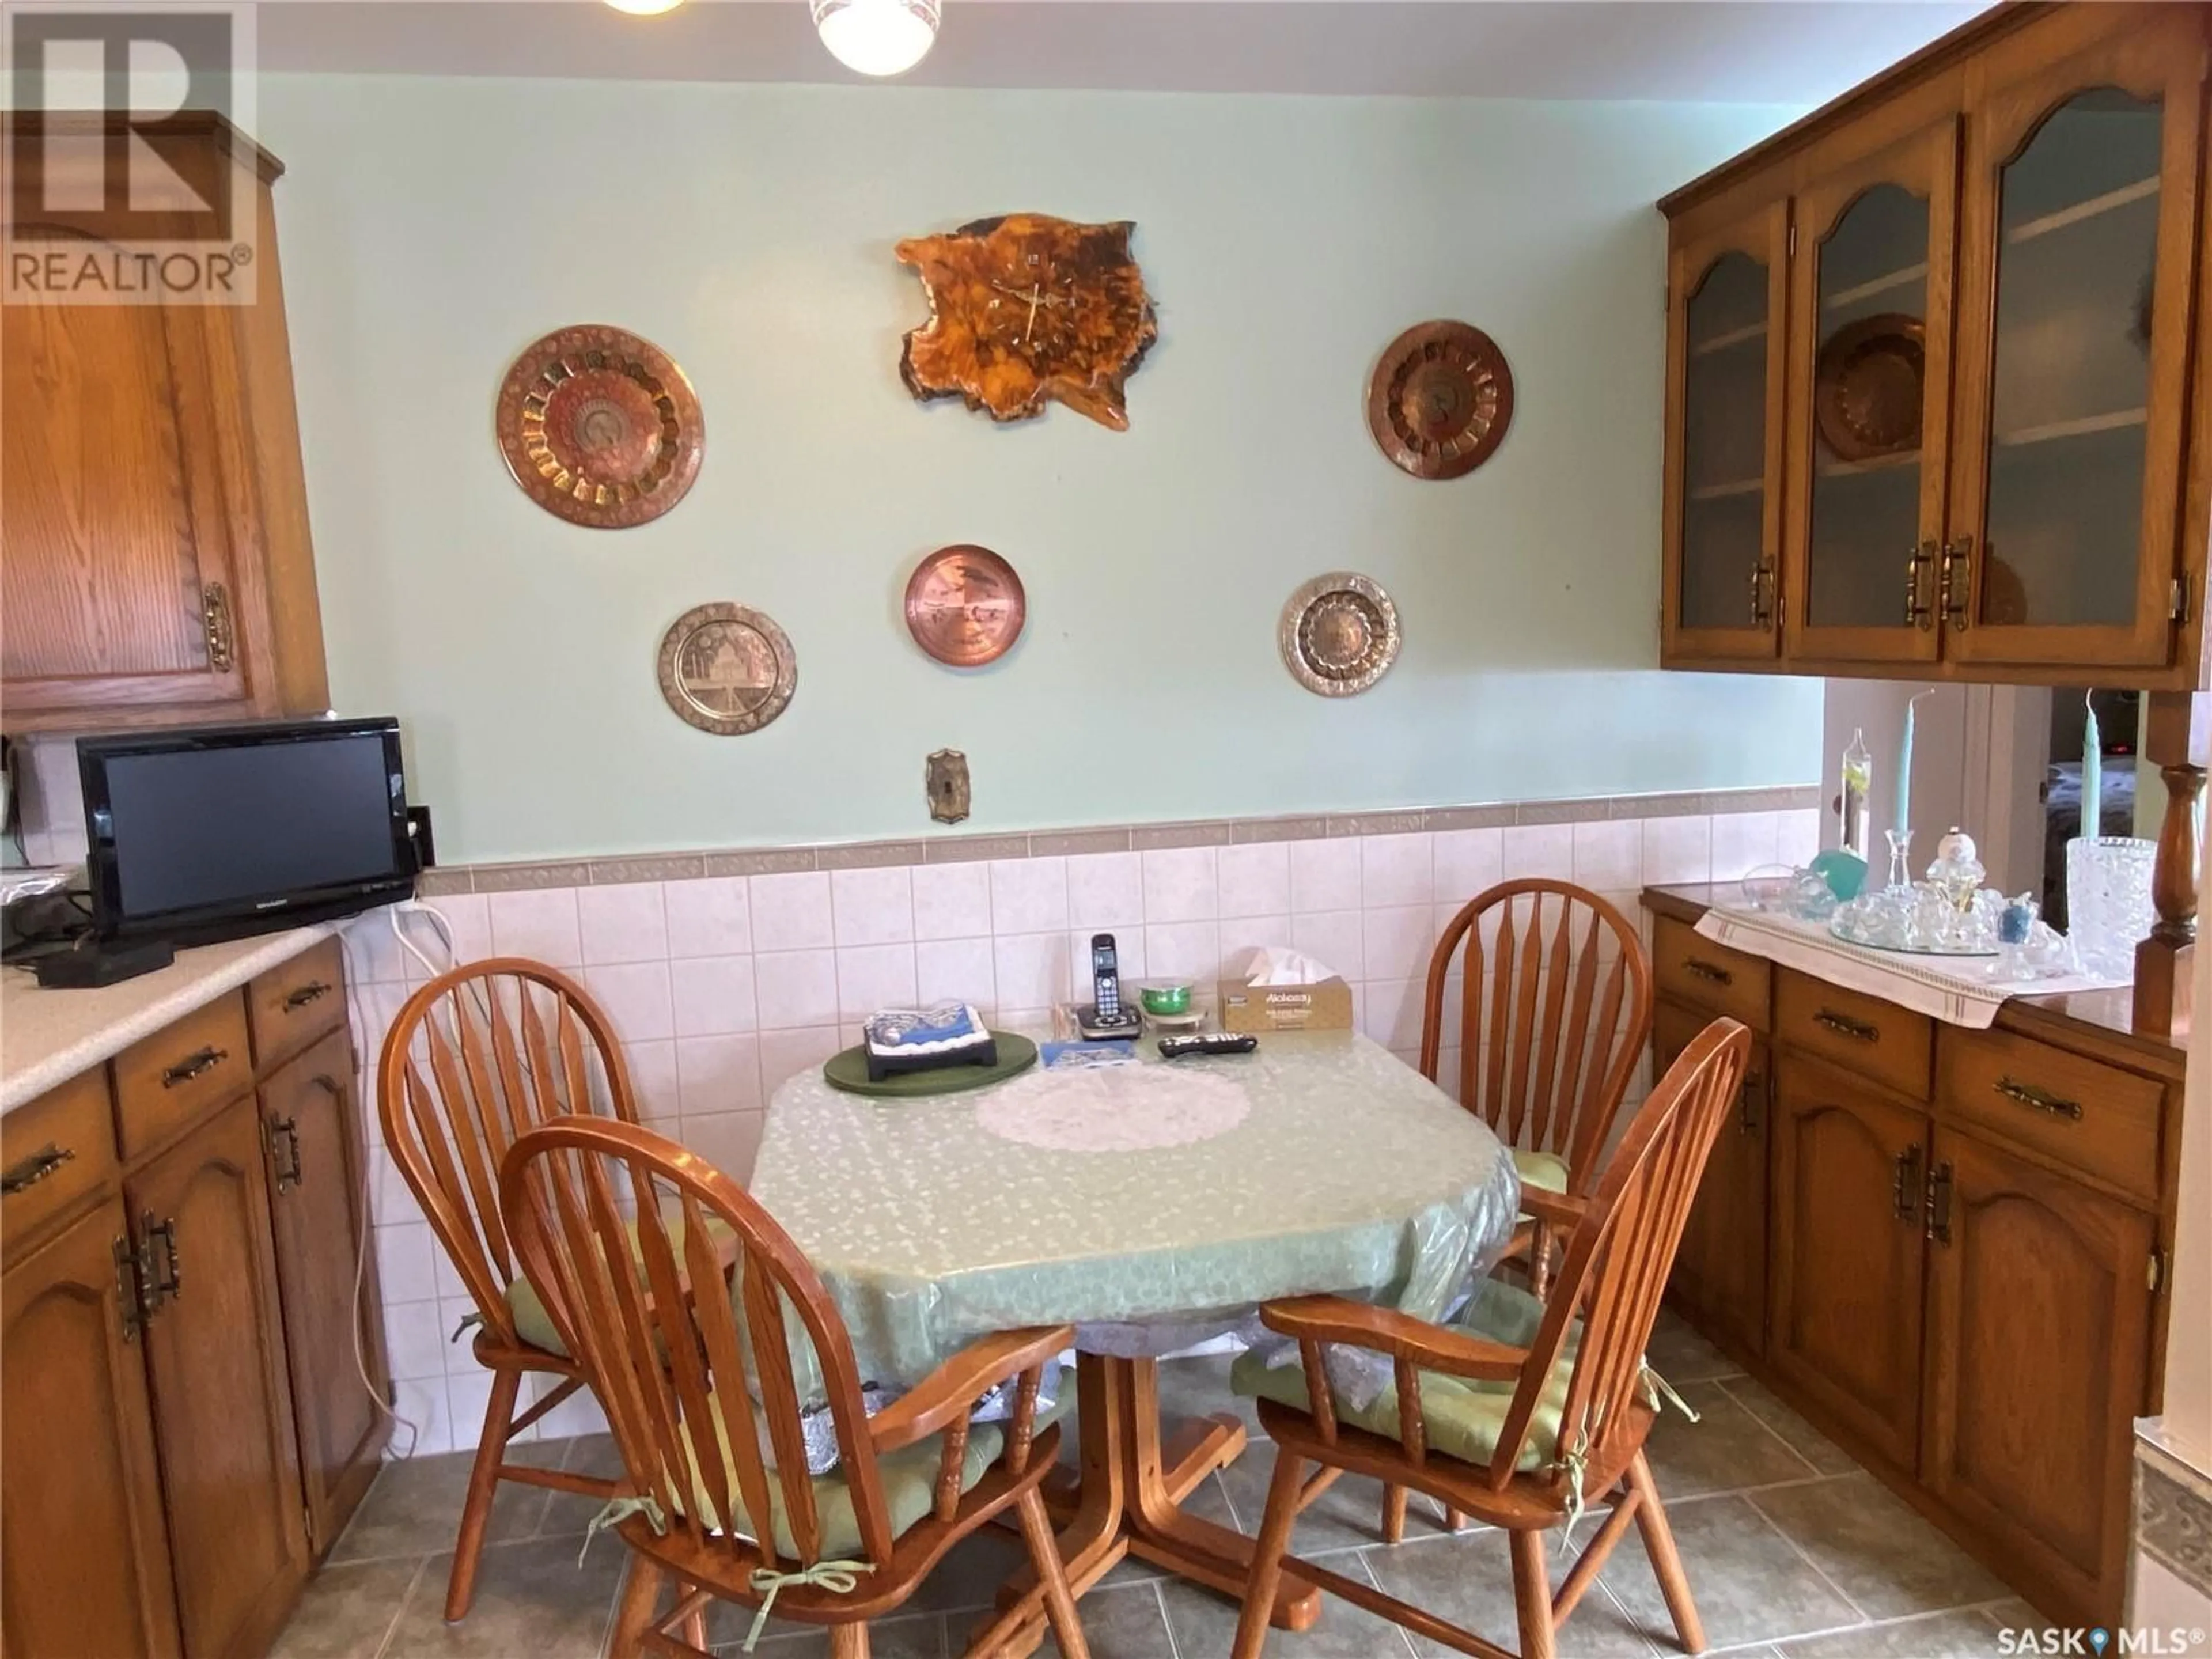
[160,1047,229,1088]
[1813,1009,1880,1043]
[282,980,334,1012]
[1993,1075,2083,1121]
[1684,957,1734,986]
[1,1143,75,1196]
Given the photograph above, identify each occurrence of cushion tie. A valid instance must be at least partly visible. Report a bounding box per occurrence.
[745,1561,874,1652]
[450,1310,484,1344]
[578,1494,666,1567]
[1639,1365,1700,1423]
[1548,1425,1592,1554]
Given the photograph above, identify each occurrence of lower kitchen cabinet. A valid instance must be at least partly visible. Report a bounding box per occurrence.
[260,1029,388,1552]
[1655,1001,1767,1358]
[1,1198,181,1659]
[131,1095,310,1659]
[1768,1054,1929,1471]
[1921,1127,2155,1626]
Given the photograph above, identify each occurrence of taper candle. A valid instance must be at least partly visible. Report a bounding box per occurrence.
[2081,692,2102,842]
[1897,688,1933,838]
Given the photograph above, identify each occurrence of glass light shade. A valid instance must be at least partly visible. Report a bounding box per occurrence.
[604,0,685,13]
[813,0,940,76]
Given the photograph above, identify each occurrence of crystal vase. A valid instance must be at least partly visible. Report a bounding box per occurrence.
[2066,836,2156,980]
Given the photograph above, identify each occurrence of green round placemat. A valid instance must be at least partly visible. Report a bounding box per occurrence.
[821,1032,1039,1098]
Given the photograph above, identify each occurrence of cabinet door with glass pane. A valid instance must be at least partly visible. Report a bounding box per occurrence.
[1783,120,1959,668]
[1943,10,2205,673]
[1662,202,1790,664]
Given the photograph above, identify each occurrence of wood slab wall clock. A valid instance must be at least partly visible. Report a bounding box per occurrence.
[656,603,796,736]
[1281,573,1400,697]
[496,324,704,529]
[896,214,1157,430]
[904,544,1027,667]
[1367,320,1514,480]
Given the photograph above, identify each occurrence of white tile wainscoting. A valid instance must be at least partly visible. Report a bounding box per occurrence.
[344,802,1821,1455]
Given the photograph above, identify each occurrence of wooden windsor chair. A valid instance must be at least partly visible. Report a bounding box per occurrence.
[497,1116,1092,1659]
[377,957,646,1620]
[1379,879,1655,1542]
[1230,1017,1751,1659]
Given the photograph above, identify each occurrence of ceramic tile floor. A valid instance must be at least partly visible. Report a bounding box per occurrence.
[278,1314,2044,1659]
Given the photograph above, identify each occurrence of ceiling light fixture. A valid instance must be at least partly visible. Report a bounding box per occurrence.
[603,0,684,15]
[812,0,940,77]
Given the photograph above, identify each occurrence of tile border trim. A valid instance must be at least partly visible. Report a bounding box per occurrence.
[2138,1435,2212,1600]
[413,783,1822,897]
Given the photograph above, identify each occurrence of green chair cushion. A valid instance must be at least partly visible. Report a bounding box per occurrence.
[504,1210,730,1358]
[674,1389,1071,1559]
[1229,1279,1579,1474]
[1511,1149,1571,1194]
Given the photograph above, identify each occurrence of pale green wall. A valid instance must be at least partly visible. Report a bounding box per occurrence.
[259,75,1820,865]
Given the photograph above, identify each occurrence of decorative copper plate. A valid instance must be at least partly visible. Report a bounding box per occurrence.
[1813,313,1925,463]
[1280,573,1400,698]
[656,603,796,736]
[904,544,1028,668]
[496,324,703,529]
[1367,321,1514,481]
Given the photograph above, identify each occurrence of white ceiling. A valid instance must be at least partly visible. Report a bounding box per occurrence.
[257,1,1990,102]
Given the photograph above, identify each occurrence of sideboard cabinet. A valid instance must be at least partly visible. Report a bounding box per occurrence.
[1661,2,2211,686]
[1643,890,2181,1631]
[0,113,328,732]
[0,938,387,1659]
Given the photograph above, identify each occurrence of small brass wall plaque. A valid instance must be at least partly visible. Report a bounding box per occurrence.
[656,603,796,736]
[927,749,971,824]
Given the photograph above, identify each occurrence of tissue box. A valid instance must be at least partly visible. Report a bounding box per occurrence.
[1217,975,1354,1033]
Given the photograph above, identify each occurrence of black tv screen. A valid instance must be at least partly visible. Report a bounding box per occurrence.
[81,718,416,942]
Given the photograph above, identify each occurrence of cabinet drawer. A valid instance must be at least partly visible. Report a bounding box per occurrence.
[248,937,346,1068]
[112,993,253,1158]
[1776,971,1932,1100]
[1935,1027,2164,1203]
[1653,916,1771,1029]
[1,1070,118,1248]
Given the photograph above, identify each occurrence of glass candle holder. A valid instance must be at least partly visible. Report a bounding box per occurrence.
[2065,836,2156,980]
[1884,828,1915,892]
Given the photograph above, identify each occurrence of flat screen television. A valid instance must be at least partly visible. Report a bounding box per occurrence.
[79,717,418,945]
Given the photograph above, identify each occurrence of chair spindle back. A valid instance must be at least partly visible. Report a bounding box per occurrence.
[378,958,639,1348]
[499,1117,897,1577]
[1421,880,1654,1188]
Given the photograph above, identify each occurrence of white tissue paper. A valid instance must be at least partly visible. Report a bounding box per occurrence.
[1239,946,1338,985]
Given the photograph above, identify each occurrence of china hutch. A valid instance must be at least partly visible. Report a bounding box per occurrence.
[1660,1,2208,688]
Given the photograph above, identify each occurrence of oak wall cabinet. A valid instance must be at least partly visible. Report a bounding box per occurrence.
[1661,3,2211,687]
[0,937,387,1659]
[0,114,328,732]
[1643,890,2181,1630]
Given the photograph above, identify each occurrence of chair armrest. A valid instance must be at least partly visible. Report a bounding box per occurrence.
[866,1325,1075,1453]
[1520,1186,1590,1232]
[1259,1296,1528,1385]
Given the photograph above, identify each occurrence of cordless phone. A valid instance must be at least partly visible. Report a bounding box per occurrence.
[1091,933,1123,1021]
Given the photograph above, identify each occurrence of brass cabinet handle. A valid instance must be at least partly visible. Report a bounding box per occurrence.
[1904,540,1936,630]
[1684,958,1734,987]
[161,1046,229,1088]
[1940,536,1974,631]
[1,1143,75,1195]
[267,1115,304,1192]
[1993,1075,2083,1122]
[282,980,334,1012]
[1925,1161,1954,1245]
[201,582,234,672]
[142,1214,181,1306]
[1747,559,1777,630]
[1893,1144,1922,1222]
[1813,1009,1881,1043]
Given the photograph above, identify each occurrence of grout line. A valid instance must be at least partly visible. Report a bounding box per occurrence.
[1152,1581,1184,1659]
[1739,1487,1874,1627]
[366,1555,431,1659]
[1710,1376,1828,1480]
[1347,1548,1425,1659]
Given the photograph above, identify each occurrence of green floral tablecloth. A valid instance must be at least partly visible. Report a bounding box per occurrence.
[751,1031,1518,1391]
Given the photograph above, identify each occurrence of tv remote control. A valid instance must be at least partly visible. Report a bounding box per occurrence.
[1158,1032,1259,1059]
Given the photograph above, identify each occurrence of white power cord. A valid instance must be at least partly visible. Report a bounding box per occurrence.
[337,898,464,1461]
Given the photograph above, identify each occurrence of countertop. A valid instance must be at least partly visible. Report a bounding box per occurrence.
[1,925,338,1114]
[1642,884,2187,1082]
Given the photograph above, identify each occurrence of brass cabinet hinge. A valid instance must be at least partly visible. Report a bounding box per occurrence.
[1787,222,1798,259]
[201,582,234,672]
[2170,577,2188,624]
[112,1234,145,1342]
[2150,1249,2164,1293]
[1923,1160,1955,1245]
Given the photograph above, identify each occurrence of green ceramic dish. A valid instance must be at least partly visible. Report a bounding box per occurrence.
[1138,980,1194,1016]
[821,1033,1039,1098]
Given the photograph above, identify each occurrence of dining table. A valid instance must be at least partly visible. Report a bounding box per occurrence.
[749,1027,1518,1645]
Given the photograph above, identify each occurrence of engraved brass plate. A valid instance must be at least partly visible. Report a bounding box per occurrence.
[1280,573,1400,698]
[1367,320,1514,480]
[904,544,1027,667]
[496,324,704,529]
[656,603,796,736]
